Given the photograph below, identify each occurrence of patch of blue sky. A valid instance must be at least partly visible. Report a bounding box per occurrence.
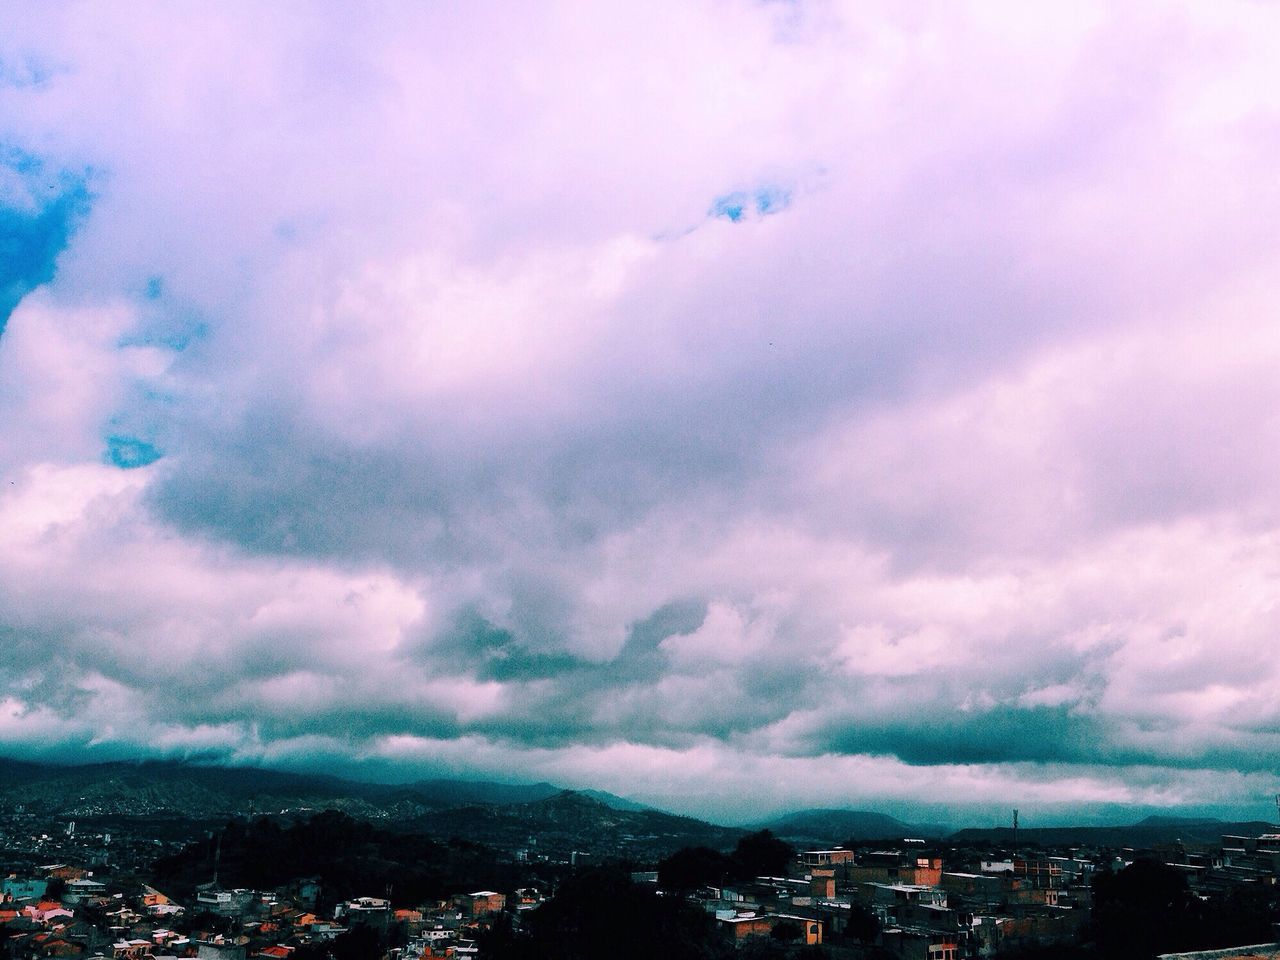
[6,149,43,177]
[0,150,91,335]
[709,184,792,223]
[105,435,163,469]
[711,192,750,222]
[754,185,790,215]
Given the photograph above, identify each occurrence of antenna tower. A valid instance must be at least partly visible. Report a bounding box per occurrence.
[213,832,222,889]
[1013,809,1019,846]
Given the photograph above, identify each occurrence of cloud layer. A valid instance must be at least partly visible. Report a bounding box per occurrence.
[2,1,1280,822]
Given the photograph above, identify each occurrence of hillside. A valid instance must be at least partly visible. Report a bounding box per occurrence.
[0,757,577,823]
[406,789,743,860]
[760,808,947,844]
[0,757,726,860]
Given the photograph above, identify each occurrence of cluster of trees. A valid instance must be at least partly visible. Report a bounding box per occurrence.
[292,927,384,960]
[656,830,796,891]
[480,867,727,959]
[1089,858,1278,959]
[151,810,523,909]
[1003,858,1280,960]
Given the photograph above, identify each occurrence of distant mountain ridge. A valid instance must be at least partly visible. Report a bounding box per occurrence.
[405,789,742,858]
[0,756,643,823]
[760,808,948,843]
[2,756,1274,853]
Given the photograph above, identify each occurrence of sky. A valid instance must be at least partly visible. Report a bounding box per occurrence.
[2,1,1280,827]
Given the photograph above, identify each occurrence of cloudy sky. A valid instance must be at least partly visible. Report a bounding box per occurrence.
[2,1,1280,825]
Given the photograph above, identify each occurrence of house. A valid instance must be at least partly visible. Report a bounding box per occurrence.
[847,852,944,887]
[42,868,88,883]
[112,940,154,960]
[454,893,504,919]
[716,913,822,945]
[802,850,854,868]
[61,882,107,907]
[335,898,390,934]
[4,878,50,903]
[718,914,774,940]
[940,872,1002,905]
[24,902,75,924]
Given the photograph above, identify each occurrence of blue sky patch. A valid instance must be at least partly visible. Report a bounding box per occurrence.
[710,184,792,223]
[0,151,91,335]
[711,192,750,222]
[105,436,163,469]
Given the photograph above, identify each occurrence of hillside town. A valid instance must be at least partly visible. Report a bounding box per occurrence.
[5,804,1280,960]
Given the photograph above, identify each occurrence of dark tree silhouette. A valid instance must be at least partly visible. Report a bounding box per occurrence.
[1091,858,1277,959]
[152,811,520,909]
[657,846,732,891]
[330,925,381,960]
[731,831,795,880]
[487,866,731,960]
[844,901,881,945]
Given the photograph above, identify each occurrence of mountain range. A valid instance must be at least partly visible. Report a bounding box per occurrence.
[0,756,738,859]
[758,808,949,844]
[0,756,623,819]
[0,756,1272,853]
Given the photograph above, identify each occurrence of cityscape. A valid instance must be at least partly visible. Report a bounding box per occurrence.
[3,759,1280,958]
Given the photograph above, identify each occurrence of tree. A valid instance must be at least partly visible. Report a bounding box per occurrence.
[730,831,794,880]
[292,944,331,960]
[844,901,881,945]
[505,866,731,960]
[1091,859,1203,959]
[330,926,381,960]
[658,846,732,891]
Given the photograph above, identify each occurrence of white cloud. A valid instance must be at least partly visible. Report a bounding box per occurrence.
[1,0,1280,821]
